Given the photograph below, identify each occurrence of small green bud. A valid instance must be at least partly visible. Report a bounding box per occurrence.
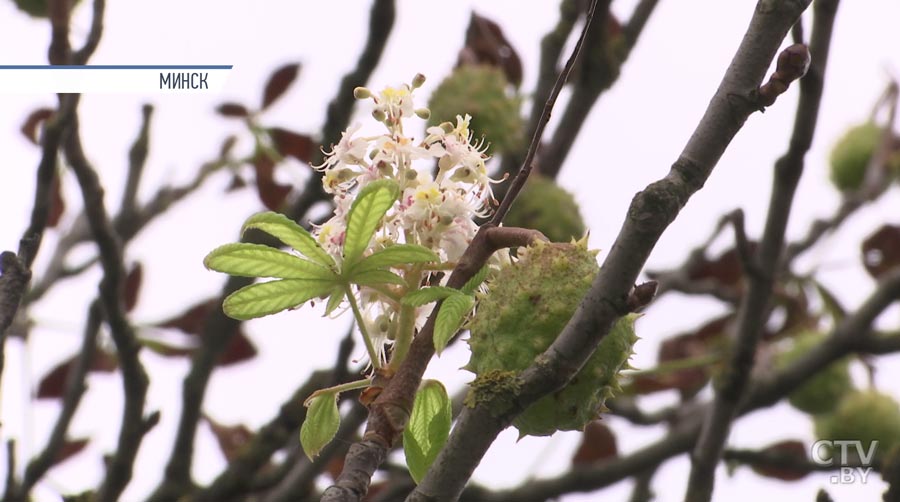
[353,87,372,100]
[415,108,431,120]
[411,73,427,89]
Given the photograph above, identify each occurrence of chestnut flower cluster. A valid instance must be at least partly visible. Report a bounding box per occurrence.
[314,75,497,265]
[312,75,501,365]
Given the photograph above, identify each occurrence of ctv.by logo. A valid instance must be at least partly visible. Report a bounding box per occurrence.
[811,440,878,484]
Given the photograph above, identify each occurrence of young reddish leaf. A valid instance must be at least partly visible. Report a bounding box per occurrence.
[862,224,900,279]
[37,350,117,399]
[686,243,758,289]
[253,153,292,211]
[748,440,811,481]
[630,315,731,397]
[226,174,247,192]
[216,102,250,118]
[21,107,54,145]
[458,13,523,87]
[123,262,143,312]
[261,63,301,110]
[217,329,258,366]
[53,438,89,467]
[270,127,314,163]
[155,299,218,336]
[47,174,65,228]
[219,135,238,159]
[571,420,618,465]
[204,414,253,462]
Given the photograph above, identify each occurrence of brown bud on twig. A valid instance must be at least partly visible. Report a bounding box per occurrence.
[626,280,658,312]
[755,43,811,109]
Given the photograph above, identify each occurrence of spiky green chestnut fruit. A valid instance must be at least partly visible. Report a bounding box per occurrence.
[465,240,639,437]
[504,175,586,243]
[829,122,881,192]
[814,390,900,460]
[427,65,523,155]
[775,331,855,415]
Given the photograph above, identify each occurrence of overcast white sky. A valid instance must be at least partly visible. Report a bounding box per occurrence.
[2,1,900,501]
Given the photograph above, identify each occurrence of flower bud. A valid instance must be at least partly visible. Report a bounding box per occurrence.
[353,87,372,100]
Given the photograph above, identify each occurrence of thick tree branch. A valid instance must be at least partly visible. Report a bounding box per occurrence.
[408,2,812,500]
[686,3,835,500]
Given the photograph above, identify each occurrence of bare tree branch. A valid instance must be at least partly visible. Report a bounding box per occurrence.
[64,111,153,502]
[686,2,836,499]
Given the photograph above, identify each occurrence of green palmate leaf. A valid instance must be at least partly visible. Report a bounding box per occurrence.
[402,286,459,307]
[350,244,439,275]
[434,293,475,354]
[350,269,406,287]
[343,180,399,267]
[204,243,337,280]
[241,211,335,269]
[223,279,334,320]
[461,266,490,295]
[324,286,346,316]
[403,380,452,484]
[300,392,341,460]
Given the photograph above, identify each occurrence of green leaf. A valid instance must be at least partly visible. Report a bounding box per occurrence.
[300,392,341,460]
[814,280,846,325]
[342,180,399,267]
[350,269,406,287]
[350,244,439,275]
[402,287,458,307]
[223,279,334,320]
[434,293,475,354]
[204,243,337,280]
[324,286,346,316]
[403,380,451,484]
[241,212,335,269]
[461,266,490,295]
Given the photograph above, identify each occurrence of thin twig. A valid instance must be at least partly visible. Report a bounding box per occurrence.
[18,301,102,497]
[491,0,603,225]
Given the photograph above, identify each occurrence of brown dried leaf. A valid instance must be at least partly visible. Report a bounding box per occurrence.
[123,262,143,312]
[53,438,89,467]
[270,127,314,163]
[262,63,301,110]
[459,13,523,87]
[571,420,617,465]
[21,108,54,145]
[204,414,253,462]
[216,102,250,118]
[862,224,900,279]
